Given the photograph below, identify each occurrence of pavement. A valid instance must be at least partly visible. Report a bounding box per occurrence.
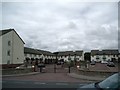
[2,72,39,77]
[2,71,105,81]
[67,73,105,81]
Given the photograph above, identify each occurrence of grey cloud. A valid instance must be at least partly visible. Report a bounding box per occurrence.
[2,2,118,52]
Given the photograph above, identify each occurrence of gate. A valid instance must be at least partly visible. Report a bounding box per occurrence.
[45,64,69,73]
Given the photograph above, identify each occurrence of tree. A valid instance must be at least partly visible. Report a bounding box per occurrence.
[84,52,91,62]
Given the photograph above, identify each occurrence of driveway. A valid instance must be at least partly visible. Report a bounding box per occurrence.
[88,63,118,72]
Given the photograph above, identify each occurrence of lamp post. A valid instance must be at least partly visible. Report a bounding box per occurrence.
[54,60,56,73]
[54,52,58,73]
[74,54,77,66]
[68,54,71,73]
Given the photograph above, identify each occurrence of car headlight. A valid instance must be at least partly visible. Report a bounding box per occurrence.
[77,65,80,68]
[32,65,35,68]
[16,67,20,69]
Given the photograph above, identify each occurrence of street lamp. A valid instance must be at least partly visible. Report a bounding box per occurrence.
[68,54,71,73]
[53,52,58,73]
[74,54,77,66]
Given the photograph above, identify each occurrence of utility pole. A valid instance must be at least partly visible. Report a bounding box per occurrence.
[54,52,58,73]
[68,54,71,73]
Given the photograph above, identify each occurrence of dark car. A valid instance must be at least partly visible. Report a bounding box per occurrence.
[107,62,115,67]
[78,73,120,90]
[90,60,95,65]
[57,61,61,65]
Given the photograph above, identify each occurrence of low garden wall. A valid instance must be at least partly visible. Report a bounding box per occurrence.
[78,68,118,77]
[2,68,33,75]
[1,64,23,69]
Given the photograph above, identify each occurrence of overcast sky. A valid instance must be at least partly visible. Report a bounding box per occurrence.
[1,1,118,52]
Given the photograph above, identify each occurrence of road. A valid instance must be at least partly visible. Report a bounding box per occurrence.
[1,79,89,89]
[2,73,95,83]
[1,64,95,90]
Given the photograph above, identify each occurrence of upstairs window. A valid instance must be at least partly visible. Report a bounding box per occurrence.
[8,41,11,46]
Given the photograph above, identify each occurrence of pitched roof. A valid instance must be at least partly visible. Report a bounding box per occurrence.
[102,49,119,55]
[91,50,100,55]
[0,29,12,36]
[57,50,83,56]
[74,51,83,56]
[24,47,42,55]
[91,49,119,55]
[57,52,67,56]
[0,29,25,44]
[57,51,74,56]
[36,49,54,56]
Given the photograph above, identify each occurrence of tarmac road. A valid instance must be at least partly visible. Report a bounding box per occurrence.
[1,79,89,89]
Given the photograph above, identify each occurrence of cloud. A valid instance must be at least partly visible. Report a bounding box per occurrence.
[2,1,118,52]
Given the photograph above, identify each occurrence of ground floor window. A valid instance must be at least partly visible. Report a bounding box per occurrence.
[7,60,10,64]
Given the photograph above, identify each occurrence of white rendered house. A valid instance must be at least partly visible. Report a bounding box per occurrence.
[91,50,119,63]
[0,29,25,68]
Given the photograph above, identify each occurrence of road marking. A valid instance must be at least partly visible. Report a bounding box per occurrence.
[79,84,87,86]
[34,82,46,85]
[56,83,68,85]
[15,82,25,84]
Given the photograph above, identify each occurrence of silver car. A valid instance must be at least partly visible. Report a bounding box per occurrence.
[78,73,120,90]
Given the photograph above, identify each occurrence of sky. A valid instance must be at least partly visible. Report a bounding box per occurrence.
[1,0,119,52]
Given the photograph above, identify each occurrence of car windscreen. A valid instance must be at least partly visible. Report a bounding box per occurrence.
[98,73,119,90]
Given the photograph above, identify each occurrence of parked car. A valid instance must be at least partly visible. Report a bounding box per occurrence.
[90,60,95,65]
[107,62,115,67]
[77,73,120,90]
[57,61,61,65]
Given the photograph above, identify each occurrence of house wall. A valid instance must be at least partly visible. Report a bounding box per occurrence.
[0,35,2,65]
[82,52,84,61]
[1,31,13,64]
[91,56,95,61]
[101,55,111,63]
[57,52,84,62]
[12,31,24,64]
[91,54,118,63]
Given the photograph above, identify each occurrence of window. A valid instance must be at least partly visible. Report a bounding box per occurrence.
[7,50,10,56]
[7,60,10,64]
[8,41,11,46]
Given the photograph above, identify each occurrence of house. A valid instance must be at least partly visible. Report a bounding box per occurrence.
[91,49,119,63]
[91,50,100,62]
[57,51,74,62]
[74,51,84,61]
[56,50,84,63]
[24,47,56,64]
[24,47,42,64]
[0,29,25,68]
[36,49,55,64]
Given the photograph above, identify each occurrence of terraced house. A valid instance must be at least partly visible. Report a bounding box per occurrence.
[24,47,42,65]
[91,49,119,63]
[57,50,84,64]
[0,29,25,68]
[24,47,56,64]
[37,50,56,64]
